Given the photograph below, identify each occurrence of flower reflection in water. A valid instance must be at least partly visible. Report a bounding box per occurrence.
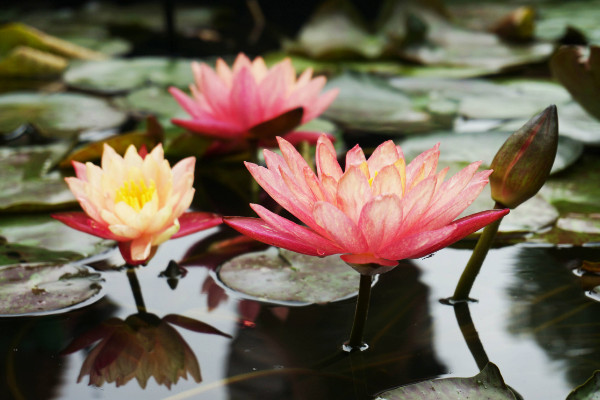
[62,267,231,389]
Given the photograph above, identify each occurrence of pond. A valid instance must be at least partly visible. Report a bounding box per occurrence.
[2,0,600,399]
[3,231,600,400]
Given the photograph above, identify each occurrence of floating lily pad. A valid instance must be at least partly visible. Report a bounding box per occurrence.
[0,214,114,259]
[0,143,78,212]
[114,86,188,121]
[64,57,196,94]
[402,11,553,71]
[323,72,434,134]
[398,131,583,175]
[0,262,104,316]
[284,0,386,59]
[217,247,360,305]
[535,1,600,44]
[0,92,127,140]
[377,362,516,400]
[567,370,600,400]
[0,242,82,266]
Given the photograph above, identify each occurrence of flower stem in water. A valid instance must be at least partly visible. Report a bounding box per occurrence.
[344,273,373,352]
[452,202,504,301]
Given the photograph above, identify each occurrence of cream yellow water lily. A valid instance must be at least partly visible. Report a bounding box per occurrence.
[52,144,222,265]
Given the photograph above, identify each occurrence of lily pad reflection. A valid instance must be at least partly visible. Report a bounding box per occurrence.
[218,247,361,305]
[0,262,104,316]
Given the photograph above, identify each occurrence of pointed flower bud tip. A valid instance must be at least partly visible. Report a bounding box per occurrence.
[490,105,559,209]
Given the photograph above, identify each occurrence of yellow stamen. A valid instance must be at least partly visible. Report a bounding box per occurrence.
[368,171,379,186]
[115,178,156,211]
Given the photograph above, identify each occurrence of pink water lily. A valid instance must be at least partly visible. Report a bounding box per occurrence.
[169,53,339,151]
[52,144,222,265]
[225,135,509,273]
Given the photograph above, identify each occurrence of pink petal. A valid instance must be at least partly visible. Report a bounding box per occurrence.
[171,212,223,239]
[366,140,400,175]
[230,66,262,129]
[245,162,317,229]
[345,144,367,170]
[171,117,243,139]
[406,143,440,189]
[118,241,148,265]
[215,58,233,86]
[316,135,342,181]
[199,63,232,119]
[232,53,252,75]
[302,88,339,123]
[72,161,87,181]
[250,204,343,255]
[358,194,403,252]
[371,163,405,199]
[51,212,123,241]
[380,209,509,260]
[312,201,369,254]
[223,217,327,256]
[286,76,326,110]
[277,136,315,193]
[169,87,204,119]
[336,165,372,224]
[421,173,491,231]
[394,176,437,237]
[258,62,289,119]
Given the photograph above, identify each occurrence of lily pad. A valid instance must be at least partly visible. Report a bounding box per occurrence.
[402,11,553,72]
[0,262,104,316]
[217,247,360,305]
[114,86,188,121]
[0,214,113,259]
[376,362,516,400]
[398,131,583,175]
[567,370,600,400]
[0,242,82,266]
[64,57,196,94]
[323,72,434,134]
[0,92,127,140]
[284,0,386,59]
[0,143,78,212]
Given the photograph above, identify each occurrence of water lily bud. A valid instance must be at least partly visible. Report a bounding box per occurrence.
[490,105,558,209]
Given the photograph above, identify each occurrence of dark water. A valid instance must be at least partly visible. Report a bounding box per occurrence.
[1,228,599,400]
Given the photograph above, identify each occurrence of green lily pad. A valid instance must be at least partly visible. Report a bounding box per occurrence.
[217,247,360,305]
[264,51,495,79]
[64,57,196,94]
[284,0,386,60]
[323,72,435,134]
[0,262,104,316]
[0,214,114,259]
[0,143,78,212]
[398,131,583,175]
[114,86,188,122]
[567,370,600,400]
[535,0,600,44]
[377,362,516,400]
[0,92,127,140]
[0,242,82,266]
[402,11,553,71]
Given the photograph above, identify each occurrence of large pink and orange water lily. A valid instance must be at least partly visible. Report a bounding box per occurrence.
[52,144,222,265]
[225,135,509,274]
[169,53,339,151]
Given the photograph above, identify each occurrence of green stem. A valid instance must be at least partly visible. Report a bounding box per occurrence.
[126,266,147,313]
[453,302,489,370]
[345,274,373,352]
[452,202,504,301]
